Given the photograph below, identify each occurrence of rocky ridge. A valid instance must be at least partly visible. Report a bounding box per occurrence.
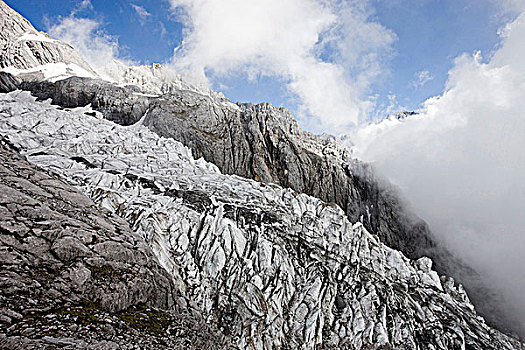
[0,0,457,275]
[0,91,522,349]
[0,1,96,82]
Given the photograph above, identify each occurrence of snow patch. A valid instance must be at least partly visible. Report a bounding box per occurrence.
[1,62,96,82]
[17,32,57,44]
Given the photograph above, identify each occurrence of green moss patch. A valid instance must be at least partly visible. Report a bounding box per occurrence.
[56,299,102,325]
[52,300,171,336]
[117,304,170,336]
[88,265,123,280]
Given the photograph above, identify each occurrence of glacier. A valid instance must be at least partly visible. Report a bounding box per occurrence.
[0,90,522,349]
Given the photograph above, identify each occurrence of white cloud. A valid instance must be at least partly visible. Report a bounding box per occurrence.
[72,0,93,15]
[354,11,525,334]
[498,0,525,14]
[411,70,434,89]
[46,8,186,90]
[168,0,395,130]
[48,17,121,72]
[130,4,152,25]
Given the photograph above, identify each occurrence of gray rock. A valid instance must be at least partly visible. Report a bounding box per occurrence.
[20,77,151,125]
[0,315,12,324]
[0,137,235,349]
[66,264,92,291]
[42,336,77,346]
[52,236,92,261]
[0,309,22,321]
[1,0,521,343]
[0,72,18,93]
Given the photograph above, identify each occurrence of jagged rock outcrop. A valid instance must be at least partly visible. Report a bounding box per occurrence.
[0,91,522,349]
[18,76,153,126]
[0,134,234,349]
[0,0,452,274]
[11,76,435,263]
[0,71,18,92]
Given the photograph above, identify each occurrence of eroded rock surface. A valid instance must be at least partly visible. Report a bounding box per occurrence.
[0,72,18,93]
[1,1,507,332]
[0,91,521,349]
[0,132,234,349]
[0,0,521,341]
[13,76,431,263]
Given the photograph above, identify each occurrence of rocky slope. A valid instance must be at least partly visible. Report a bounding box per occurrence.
[0,133,234,349]
[10,76,434,263]
[8,72,515,336]
[0,1,468,280]
[0,90,522,349]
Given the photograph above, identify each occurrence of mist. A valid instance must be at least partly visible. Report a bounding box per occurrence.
[354,11,525,334]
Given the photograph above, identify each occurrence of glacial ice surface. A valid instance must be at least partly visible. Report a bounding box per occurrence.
[0,91,522,350]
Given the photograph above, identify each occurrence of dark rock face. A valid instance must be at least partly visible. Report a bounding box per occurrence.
[0,72,18,93]
[0,73,440,277]
[143,96,444,264]
[1,0,521,344]
[14,77,434,263]
[18,77,151,126]
[1,93,522,349]
[0,137,234,349]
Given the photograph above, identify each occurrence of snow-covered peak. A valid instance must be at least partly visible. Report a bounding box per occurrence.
[98,59,225,101]
[0,0,233,108]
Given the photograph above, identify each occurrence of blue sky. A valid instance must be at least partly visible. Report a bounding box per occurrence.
[6,0,183,63]
[371,0,505,113]
[5,0,513,126]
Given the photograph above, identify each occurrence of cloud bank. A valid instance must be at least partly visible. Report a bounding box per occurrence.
[168,0,395,130]
[354,11,525,334]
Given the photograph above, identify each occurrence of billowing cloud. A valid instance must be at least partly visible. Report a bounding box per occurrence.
[48,17,121,72]
[354,11,525,334]
[168,0,395,130]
